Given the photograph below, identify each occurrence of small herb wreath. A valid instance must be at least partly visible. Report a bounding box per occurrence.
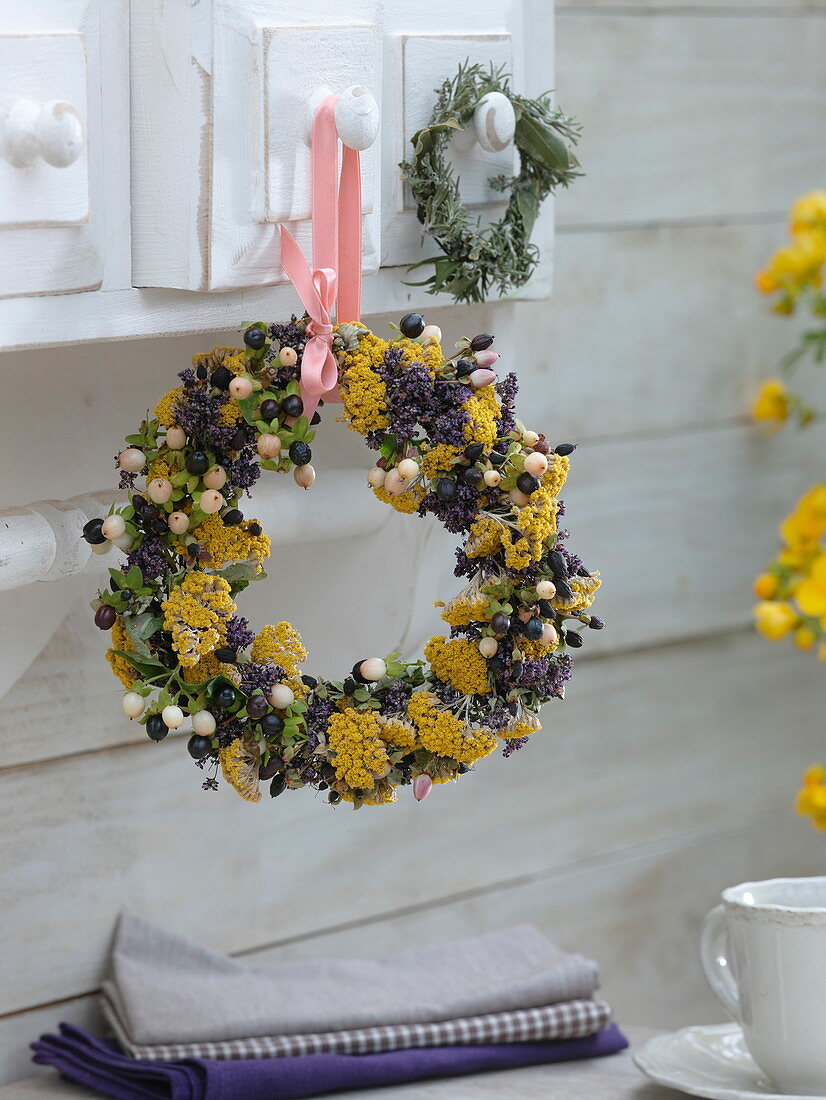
[402,62,581,304]
[85,313,602,809]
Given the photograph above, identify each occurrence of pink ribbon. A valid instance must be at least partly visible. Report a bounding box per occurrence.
[279,94,363,422]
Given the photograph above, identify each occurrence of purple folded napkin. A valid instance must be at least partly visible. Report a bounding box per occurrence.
[32,1022,629,1100]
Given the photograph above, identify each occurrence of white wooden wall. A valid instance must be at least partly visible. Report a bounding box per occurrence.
[1,0,826,1087]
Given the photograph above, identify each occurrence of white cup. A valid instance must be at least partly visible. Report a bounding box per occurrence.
[701,877,826,1095]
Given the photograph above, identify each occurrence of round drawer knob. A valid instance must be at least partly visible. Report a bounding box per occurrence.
[0,97,84,168]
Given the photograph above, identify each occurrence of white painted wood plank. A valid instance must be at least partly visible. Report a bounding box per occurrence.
[559,1,826,8]
[555,12,826,227]
[0,629,823,1015]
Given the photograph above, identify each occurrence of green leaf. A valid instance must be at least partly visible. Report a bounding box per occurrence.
[218,561,260,587]
[514,113,570,171]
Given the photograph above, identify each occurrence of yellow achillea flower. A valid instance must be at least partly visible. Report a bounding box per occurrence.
[753,600,798,641]
[462,386,500,450]
[219,737,261,803]
[192,513,270,571]
[339,329,391,436]
[421,443,463,479]
[340,778,398,805]
[148,456,180,482]
[425,635,491,696]
[154,386,184,428]
[552,572,602,614]
[371,484,426,514]
[218,398,242,427]
[790,191,826,234]
[797,765,826,829]
[192,346,246,378]
[162,572,235,667]
[407,691,497,765]
[505,712,542,740]
[436,580,490,627]
[250,622,307,696]
[467,489,559,570]
[181,651,239,686]
[106,617,136,688]
[520,636,559,659]
[377,714,419,751]
[328,709,389,790]
[752,379,790,426]
[541,454,570,498]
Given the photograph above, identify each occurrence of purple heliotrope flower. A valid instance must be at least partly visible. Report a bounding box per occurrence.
[126,537,168,580]
[380,680,413,717]
[420,481,480,534]
[239,662,283,696]
[225,616,255,652]
[495,372,518,437]
[502,736,529,757]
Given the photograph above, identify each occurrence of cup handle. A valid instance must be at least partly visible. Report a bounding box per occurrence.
[700,904,741,1020]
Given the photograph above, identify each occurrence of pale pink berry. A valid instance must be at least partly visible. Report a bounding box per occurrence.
[270,683,295,710]
[294,464,316,488]
[367,467,386,488]
[168,511,190,534]
[536,580,556,600]
[279,346,298,367]
[484,469,501,488]
[203,465,227,490]
[522,430,539,447]
[257,433,281,459]
[360,657,386,681]
[509,488,530,508]
[541,623,558,646]
[413,774,433,801]
[101,514,126,540]
[397,458,420,480]
[122,692,145,719]
[200,489,224,514]
[479,637,498,658]
[384,469,408,495]
[469,368,496,389]
[192,710,217,736]
[474,350,500,368]
[118,448,145,473]
[524,451,548,477]
[147,477,173,504]
[229,376,253,400]
[166,426,187,450]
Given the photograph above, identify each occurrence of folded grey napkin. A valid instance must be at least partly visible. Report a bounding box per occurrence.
[105,914,600,1046]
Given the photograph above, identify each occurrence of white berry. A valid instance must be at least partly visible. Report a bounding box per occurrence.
[229,376,253,400]
[147,477,173,504]
[541,623,559,646]
[483,469,501,488]
[118,448,145,473]
[360,657,386,681]
[294,464,316,488]
[384,469,408,495]
[192,710,217,737]
[479,637,498,658]
[90,540,112,555]
[509,488,530,508]
[101,514,126,540]
[112,532,134,552]
[168,511,190,535]
[200,489,224,514]
[166,426,186,450]
[270,683,295,710]
[203,465,227,490]
[367,467,386,488]
[522,430,540,447]
[397,458,420,480]
[536,579,556,600]
[122,692,145,719]
[524,451,548,477]
[257,433,281,459]
[279,346,298,367]
[419,324,442,346]
[162,705,184,729]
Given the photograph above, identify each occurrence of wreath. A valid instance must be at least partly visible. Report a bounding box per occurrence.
[402,62,581,304]
[86,313,602,808]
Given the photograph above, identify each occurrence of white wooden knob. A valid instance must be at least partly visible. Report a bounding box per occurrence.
[334,85,380,151]
[0,97,84,168]
[473,91,516,153]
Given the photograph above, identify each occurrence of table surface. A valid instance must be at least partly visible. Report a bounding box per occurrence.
[1,1027,683,1098]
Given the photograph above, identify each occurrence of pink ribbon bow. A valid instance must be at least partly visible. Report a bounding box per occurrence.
[279,94,362,422]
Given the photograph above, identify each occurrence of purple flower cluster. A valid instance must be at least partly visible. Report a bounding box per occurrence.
[239,662,283,696]
[225,616,255,652]
[216,717,245,748]
[520,653,573,699]
[430,384,470,447]
[266,321,308,386]
[420,481,480,534]
[176,385,239,450]
[126,537,168,580]
[502,736,529,757]
[380,357,435,445]
[495,372,518,437]
[380,679,413,717]
[305,694,336,739]
[225,449,261,495]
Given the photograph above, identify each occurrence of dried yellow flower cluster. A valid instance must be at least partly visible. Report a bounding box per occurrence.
[424,635,491,696]
[338,329,390,436]
[553,572,602,614]
[219,737,262,803]
[407,692,497,765]
[421,443,464,479]
[162,571,235,667]
[106,618,136,689]
[192,346,246,377]
[463,387,500,449]
[371,484,426,514]
[328,710,390,791]
[437,583,491,628]
[466,489,559,570]
[154,386,185,429]
[377,715,419,751]
[251,622,308,696]
[193,513,270,571]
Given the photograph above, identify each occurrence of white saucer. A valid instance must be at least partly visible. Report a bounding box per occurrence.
[634,1023,826,1100]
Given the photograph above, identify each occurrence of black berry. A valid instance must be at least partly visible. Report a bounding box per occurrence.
[82,518,106,545]
[555,578,573,601]
[462,467,482,487]
[487,655,505,674]
[146,714,168,741]
[588,616,605,631]
[301,674,318,689]
[94,605,117,630]
[222,509,243,526]
[214,646,237,664]
[259,756,283,780]
[229,427,247,451]
[289,441,312,466]
[269,774,287,798]
[211,365,232,390]
[311,411,321,425]
[516,472,540,496]
[565,630,584,648]
[260,399,281,422]
[246,694,268,719]
[399,313,425,338]
[352,661,368,685]
[342,676,357,696]
[213,685,238,709]
[248,522,262,537]
[538,599,555,618]
[244,326,266,350]
[260,713,284,737]
[436,477,457,501]
[470,333,495,351]
[490,450,507,467]
[196,364,208,380]
[490,612,511,635]
[187,734,212,760]
[524,617,544,641]
[464,442,484,462]
[555,443,576,456]
[186,450,210,475]
[328,790,342,805]
[456,359,475,377]
[281,394,304,418]
[548,550,568,579]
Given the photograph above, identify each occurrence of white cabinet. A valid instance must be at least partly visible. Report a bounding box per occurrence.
[0,0,552,350]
